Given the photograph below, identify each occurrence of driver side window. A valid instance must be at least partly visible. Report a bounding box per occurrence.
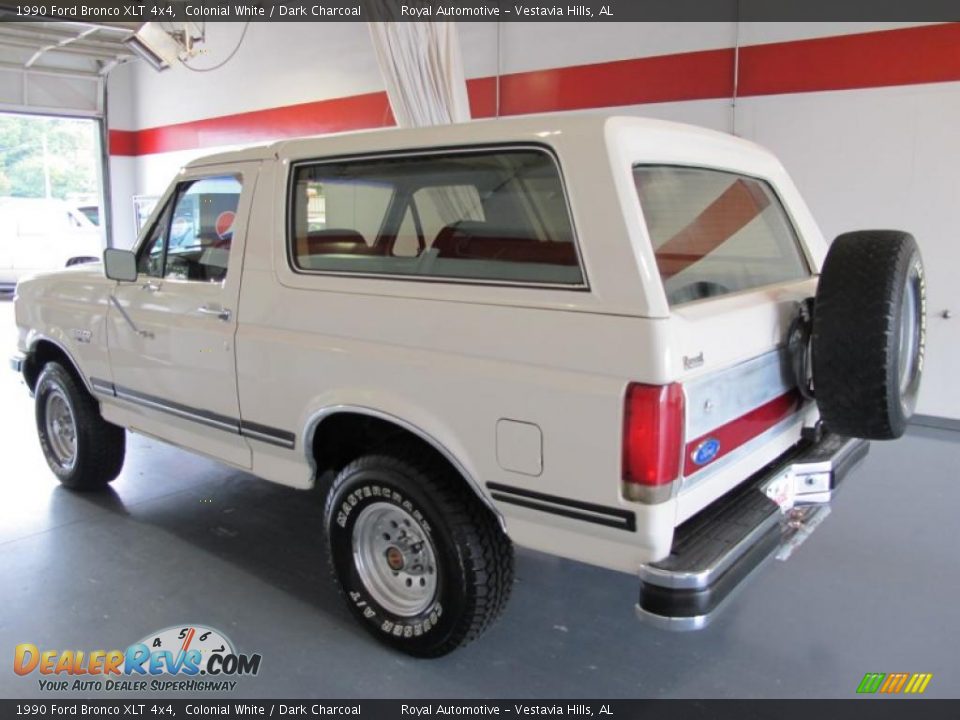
[135,175,243,282]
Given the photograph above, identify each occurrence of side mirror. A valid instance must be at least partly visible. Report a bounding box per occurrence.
[103,249,137,282]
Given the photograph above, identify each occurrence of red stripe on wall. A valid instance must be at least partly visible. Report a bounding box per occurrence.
[110,90,394,156]
[496,47,735,115]
[739,23,960,97]
[108,129,138,156]
[109,23,960,157]
[466,76,498,119]
[683,391,801,477]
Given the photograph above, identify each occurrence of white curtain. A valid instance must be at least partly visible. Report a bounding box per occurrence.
[367,18,476,232]
[367,21,471,128]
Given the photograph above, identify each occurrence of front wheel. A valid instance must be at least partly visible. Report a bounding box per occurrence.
[35,362,126,490]
[323,450,513,657]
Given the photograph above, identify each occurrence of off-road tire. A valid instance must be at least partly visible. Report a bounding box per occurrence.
[812,231,925,439]
[35,361,126,489]
[324,449,513,657]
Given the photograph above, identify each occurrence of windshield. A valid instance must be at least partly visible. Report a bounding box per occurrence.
[633,166,811,306]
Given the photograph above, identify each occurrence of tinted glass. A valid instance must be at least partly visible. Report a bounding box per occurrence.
[164,176,241,283]
[136,176,241,282]
[290,149,582,285]
[634,166,810,305]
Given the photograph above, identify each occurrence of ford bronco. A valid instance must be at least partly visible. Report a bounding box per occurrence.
[10,116,925,656]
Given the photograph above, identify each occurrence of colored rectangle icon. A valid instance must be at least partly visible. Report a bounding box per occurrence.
[857,672,933,694]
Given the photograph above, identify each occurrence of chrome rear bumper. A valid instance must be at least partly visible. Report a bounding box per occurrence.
[636,434,868,631]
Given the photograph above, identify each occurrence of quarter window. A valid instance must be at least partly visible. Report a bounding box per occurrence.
[290,149,583,285]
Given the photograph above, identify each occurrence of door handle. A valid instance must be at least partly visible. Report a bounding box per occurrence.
[198,305,232,322]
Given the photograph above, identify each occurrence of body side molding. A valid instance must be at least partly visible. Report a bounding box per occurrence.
[487,481,636,532]
[90,378,295,449]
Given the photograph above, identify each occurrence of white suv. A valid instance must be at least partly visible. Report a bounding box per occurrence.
[10,116,925,656]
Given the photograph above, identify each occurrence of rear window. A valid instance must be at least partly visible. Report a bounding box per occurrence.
[289,148,583,286]
[633,166,810,305]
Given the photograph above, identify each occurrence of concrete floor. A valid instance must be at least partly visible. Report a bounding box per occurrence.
[0,296,957,699]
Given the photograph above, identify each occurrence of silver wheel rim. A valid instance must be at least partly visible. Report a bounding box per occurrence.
[45,388,77,470]
[898,269,922,396]
[351,502,438,617]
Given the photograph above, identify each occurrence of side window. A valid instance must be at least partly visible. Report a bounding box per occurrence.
[165,176,242,283]
[289,149,583,285]
[136,175,242,282]
[410,185,484,245]
[292,178,391,261]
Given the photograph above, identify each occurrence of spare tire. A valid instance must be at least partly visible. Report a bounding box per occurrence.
[812,230,925,440]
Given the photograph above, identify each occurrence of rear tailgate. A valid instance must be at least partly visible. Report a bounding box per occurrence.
[667,280,820,524]
[629,160,824,523]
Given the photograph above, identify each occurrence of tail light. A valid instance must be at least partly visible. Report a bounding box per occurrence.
[622,383,684,500]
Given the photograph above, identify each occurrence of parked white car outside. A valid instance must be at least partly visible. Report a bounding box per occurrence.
[0,197,103,292]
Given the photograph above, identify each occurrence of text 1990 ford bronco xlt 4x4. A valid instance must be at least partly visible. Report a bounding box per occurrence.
[11,115,925,656]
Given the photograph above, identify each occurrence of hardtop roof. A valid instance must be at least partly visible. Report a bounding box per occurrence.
[184,113,762,168]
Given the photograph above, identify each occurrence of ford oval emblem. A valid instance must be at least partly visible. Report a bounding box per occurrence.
[692,438,721,466]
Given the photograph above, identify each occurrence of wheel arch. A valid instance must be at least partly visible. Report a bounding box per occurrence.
[304,405,505,530]
[24,336,93,395]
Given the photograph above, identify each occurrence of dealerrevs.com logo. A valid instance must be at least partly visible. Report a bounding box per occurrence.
[14,624,262,693]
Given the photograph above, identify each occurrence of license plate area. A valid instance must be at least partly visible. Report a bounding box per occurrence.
[760,467,796,512]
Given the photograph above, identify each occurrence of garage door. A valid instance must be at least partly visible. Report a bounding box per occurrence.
[0,19,136,117]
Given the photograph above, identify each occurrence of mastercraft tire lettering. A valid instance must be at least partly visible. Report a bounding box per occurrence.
[324,450,513,657]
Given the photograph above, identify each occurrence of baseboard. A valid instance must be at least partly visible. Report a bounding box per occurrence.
[911,414,960,432]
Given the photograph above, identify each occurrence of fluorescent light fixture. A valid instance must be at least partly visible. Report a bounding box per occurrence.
[123,35,168,71]
[123,22,184,72]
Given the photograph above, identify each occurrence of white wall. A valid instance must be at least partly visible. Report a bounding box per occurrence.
[498,22,735,72]
[106,21,960,419]
[738,82,960,418]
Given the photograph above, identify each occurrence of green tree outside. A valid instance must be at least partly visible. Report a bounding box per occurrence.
[0,113,99,201]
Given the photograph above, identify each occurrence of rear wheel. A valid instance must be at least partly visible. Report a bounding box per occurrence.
[812,230,925,439]
[323,449,513,657]
[35,362,125,490]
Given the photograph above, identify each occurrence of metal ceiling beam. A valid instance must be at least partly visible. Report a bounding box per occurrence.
[25,26,96,68]
[0,26,133,51]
